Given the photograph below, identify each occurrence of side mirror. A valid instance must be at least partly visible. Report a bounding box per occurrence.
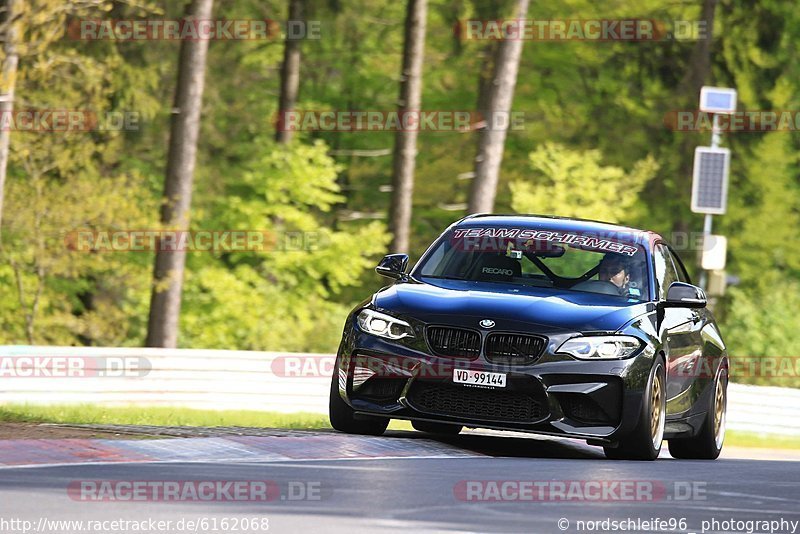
[664,281,707,309]
[376,254,409,280]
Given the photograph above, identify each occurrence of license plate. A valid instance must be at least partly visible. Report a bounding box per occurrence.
[453,369,507,388]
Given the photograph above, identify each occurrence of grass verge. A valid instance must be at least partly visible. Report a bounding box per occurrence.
[0,404,332,429]
[725,430,800,450]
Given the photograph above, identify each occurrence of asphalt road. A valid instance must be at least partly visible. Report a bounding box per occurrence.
[1,430,799,534]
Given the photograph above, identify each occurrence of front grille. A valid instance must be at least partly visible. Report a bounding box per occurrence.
[426,326,481,359]
[485,333,546,364]
[408,381,547,423]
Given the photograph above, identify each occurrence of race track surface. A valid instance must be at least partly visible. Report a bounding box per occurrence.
[0,429,798,533]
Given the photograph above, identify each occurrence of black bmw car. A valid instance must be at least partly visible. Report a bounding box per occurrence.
[330,214,728,460]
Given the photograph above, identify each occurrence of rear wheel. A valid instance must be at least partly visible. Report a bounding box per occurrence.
[411,420,462,435]
[668,367,727,460]
[604,358,666,461]
[328,370,388,436]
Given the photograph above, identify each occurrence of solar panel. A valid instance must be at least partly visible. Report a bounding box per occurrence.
[691,147,730,214]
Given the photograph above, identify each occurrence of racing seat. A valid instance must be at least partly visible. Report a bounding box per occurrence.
[474,253,522,282]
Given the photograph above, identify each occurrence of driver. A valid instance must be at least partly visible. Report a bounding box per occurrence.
[598,254,631,294]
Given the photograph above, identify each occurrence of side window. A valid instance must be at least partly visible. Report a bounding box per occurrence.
[666,246,691,284]
[653,244,679,299]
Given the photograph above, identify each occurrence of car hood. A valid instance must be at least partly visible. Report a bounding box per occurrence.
[372,278,651,333]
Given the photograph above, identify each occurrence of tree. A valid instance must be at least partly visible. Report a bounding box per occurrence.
[146,0,214,348]
[0,0,163,346]
[470,0,507,116]
[388,0,427,253]
[681,0,718,100]
[467,0,529,214]
[275,0,304,144]
[673,0,718,235]
[0,0,19,242]
[180,139,390,352]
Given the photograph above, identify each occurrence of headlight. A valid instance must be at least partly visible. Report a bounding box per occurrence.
[357,309,415,340]
[556,335,643,360]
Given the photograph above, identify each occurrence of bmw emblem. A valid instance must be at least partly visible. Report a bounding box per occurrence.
[479,319,495,329]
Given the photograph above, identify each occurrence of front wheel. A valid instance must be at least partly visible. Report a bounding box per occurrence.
[604,358,666,461]
[328,370,388,436]
[668,366,727,460]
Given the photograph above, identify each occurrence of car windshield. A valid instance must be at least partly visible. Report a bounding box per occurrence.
[416,226,650,301]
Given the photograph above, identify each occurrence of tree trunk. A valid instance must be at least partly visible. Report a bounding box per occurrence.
[0,0,19,244]
[146,0,214,348]
[276,0,304,144]
[388,0,427,254]
[681,0,718,99]
[475,41,499,116]
[467,0,529,214]
[674,0,717,236]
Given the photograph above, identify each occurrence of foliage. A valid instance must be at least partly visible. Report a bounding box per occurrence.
[721,283,800,388]
[509,143,659,224]
[181,139,389,351]
[719,133,800,293]
[0,0,797,370]
[0,0,162,345]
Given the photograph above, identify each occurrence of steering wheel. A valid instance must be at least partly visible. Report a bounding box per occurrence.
[571,279,624,296]
[594,280,624,294]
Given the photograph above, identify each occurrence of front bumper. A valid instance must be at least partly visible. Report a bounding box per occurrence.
[335,325,656,443]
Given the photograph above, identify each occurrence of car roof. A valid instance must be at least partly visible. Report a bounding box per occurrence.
[453,213,662,248]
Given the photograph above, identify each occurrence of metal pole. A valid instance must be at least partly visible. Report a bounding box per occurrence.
[698,213,712,289]
[699,114,721,290]
[711,113,721,149]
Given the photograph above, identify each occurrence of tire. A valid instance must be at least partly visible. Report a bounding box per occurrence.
[411,420,463,435]
[668,367,727,460]
[604,358,666,461]
[328,370,388,436]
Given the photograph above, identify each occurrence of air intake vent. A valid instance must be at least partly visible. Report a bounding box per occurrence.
[408,381,548,423]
